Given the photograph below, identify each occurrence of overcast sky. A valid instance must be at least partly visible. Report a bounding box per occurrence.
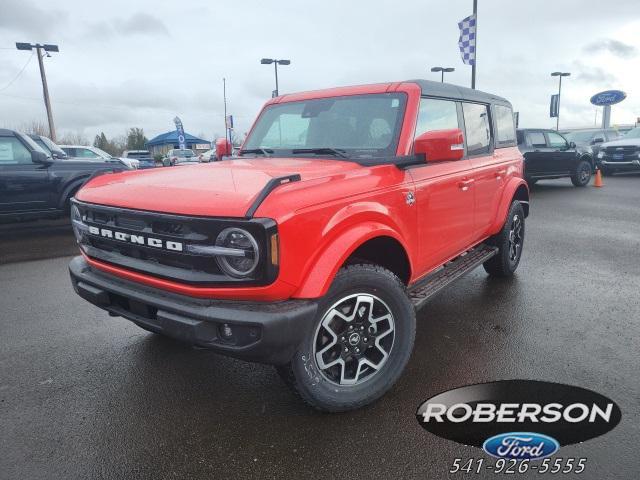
[1,0,639,142]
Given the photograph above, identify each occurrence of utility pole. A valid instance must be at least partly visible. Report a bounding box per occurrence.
[471,0,478,89]
[16,43,58,141]
[223,77,229,145]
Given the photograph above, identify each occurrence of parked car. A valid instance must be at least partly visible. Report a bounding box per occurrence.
[59,145,139,169]
[0,129,129,222]
[516,128,594,187]
[122,149,156,169]
[596,127,640,176]
[162,148,197,166]
[27,134,69,160]
[563,128,622,159]
[198,148,216,162]
[69,80,529,411]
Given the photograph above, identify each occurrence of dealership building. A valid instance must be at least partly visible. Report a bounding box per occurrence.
[145,131,211,157]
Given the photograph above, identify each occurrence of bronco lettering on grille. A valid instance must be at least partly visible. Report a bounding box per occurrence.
[87,226,183,251]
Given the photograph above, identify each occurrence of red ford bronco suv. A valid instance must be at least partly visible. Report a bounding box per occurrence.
[69,80,529,411]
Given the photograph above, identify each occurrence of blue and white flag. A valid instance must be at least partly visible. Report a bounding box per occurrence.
[458,14,477,65]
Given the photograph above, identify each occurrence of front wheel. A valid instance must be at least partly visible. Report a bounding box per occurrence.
[483,201,525,277]
[571,160,592,187]
[276,264,416,412]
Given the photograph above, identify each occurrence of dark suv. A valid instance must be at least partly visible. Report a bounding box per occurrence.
[0,129,128,222]
[517,128,594,187]
[563,128,622,159]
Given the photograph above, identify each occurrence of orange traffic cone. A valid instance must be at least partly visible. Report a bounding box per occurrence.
[593,169,603,188]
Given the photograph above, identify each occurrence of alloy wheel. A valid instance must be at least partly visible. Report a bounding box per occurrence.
[313,293,395,386]
[508,214,523,263]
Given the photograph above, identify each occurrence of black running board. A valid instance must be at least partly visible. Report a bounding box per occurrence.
[408,244,498,310]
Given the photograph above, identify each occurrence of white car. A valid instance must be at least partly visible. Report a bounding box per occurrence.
[59,145,139,169]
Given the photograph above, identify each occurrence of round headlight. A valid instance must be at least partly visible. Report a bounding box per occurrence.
[215,228,259,277]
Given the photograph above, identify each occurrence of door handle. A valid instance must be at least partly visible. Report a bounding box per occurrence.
[495,169,507,179]
[458,179,474,191]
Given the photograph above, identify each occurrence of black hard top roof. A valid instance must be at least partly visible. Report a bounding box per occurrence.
[407,79,512,107]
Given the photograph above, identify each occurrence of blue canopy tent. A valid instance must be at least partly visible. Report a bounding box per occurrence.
[145,131,211,157]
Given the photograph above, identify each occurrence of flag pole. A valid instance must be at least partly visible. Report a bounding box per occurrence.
[471,0,477,89]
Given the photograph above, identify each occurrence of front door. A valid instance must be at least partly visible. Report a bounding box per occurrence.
[410,97,475,277]
[544,131,573,174]
[0,135,50,213]
[523,131,551,176]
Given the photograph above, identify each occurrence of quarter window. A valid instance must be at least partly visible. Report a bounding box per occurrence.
[462,103,491,155]
[494,105,516,146]
[0,137,32,165]
[415,98,459,138]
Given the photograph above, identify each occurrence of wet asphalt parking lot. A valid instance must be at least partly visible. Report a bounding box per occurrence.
[1,175,639,480]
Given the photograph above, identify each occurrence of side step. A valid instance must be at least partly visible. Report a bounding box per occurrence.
[408,244,498,310]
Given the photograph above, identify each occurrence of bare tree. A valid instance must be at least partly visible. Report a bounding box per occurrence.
[58,131,90,146]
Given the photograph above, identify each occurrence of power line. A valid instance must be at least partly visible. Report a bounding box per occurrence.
[0,52,34,92]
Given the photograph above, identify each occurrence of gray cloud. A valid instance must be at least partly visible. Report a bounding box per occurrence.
[573,61,617,85]
[584,39,638,59]
[0,0,67,37]
[81,12,169,41]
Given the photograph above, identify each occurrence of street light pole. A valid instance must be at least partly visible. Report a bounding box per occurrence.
[551,71,570,131]
[16,42,59,141]
[430,66,455,83]
[261,58,291,97]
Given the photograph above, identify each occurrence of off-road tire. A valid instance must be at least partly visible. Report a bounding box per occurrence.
[571,160,592,187]
[483,201,525,277]
[276,264,416,412]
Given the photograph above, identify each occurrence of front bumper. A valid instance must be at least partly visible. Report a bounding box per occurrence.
[69,256,317,364]
[600,159,640,170]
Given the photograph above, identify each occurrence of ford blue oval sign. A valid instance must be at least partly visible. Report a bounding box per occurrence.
[590,90,626,106]
[483,432,560,460]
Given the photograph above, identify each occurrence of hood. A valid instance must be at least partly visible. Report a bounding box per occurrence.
[601,138,640,148]
[76,157,362,217]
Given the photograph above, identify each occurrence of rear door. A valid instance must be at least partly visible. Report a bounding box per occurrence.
[409,97,475,275]
[0,134,51,213]
[466,102,513,239]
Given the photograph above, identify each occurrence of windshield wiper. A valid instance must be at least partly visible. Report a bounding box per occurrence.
[238,148,273,156]
[291,148,349,159]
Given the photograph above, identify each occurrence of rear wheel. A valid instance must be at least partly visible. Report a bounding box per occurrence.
[571,160,592,187]
[483,201,525,277]
[276,264,415,412]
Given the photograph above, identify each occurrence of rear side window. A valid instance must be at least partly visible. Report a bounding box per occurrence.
[527,132,546,147]
[415,98,460,138]
[493,105,516,147]
[0,137,32,165]
[462,103,491,155]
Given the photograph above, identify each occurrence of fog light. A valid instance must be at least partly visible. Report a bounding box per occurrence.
[220,323,233,338]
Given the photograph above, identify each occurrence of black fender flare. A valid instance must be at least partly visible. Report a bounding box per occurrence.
[57,176,91,209]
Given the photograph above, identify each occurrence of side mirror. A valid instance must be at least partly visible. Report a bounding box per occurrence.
[31,150,52,165]
[414,128,465,163]
[592,137,604,144]
[569,141,576,149]
[215,138,232,161]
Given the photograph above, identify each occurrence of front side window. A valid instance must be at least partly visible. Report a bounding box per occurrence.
[546,132,567,148]
[415,98,459,138]
[0,137,33,165]
[494,105,516,146]
[243,93,407,158]
[462,102,491,155]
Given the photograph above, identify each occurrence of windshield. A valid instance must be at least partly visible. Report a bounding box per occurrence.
[40,136,67,157]
[623,128,640,139]
[18,133,49,155]
[34,138,52,155]
[242,93,407,158]
[92,146,113,159]
[565,131,597,143]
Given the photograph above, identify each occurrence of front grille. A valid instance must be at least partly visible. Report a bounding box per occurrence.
[73,200,277,286]
[605,146,638,155]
